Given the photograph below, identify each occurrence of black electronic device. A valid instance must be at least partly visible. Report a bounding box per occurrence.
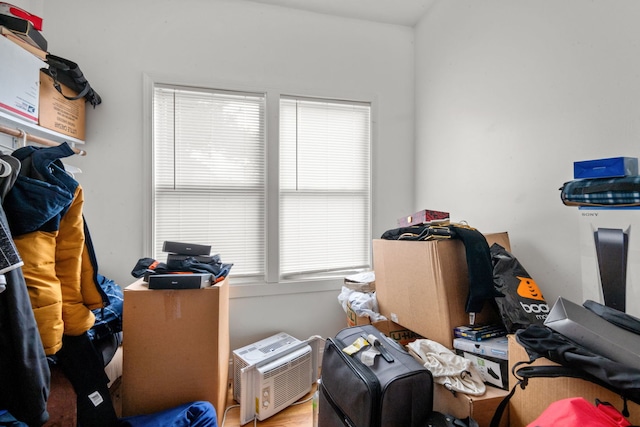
[147,273,212,290]
[162,241,211,256]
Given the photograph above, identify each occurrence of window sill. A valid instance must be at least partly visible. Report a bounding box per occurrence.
[228,277,344,299]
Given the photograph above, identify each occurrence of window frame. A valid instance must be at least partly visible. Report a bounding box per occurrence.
[142,74,377,297]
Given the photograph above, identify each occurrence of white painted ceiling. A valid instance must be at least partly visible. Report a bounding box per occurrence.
[245,0,434,27]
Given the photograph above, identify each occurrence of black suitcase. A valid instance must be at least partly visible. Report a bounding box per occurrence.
[318,324,433,427]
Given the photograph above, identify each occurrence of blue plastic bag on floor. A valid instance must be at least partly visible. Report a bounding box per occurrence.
[118,401,217,427]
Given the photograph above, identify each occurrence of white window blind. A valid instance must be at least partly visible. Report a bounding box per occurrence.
[279,97,371,279]
[153,86,266,277]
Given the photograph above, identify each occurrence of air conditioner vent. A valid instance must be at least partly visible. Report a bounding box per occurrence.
[232,333,319,425]
[273,355,312,409]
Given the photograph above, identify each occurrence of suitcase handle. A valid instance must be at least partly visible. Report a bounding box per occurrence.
[361,334,395,363]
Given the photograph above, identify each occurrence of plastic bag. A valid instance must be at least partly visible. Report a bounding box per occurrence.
[490,243,549,333]
[337,286,386,322]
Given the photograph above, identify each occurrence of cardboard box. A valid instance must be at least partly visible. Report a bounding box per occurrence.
[372,319,424,346]
[433,382,509,427]
[578,207,640,317]
[373,232,510,346]
[574,156,638,179]
[122,278,230,417]
[346,299,371,327]
[38,70,86,140]
[455,349,509,390]
[0,33,42,122]
[507,334,640,427]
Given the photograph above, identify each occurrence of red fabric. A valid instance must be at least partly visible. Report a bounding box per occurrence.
[527,397,631,427]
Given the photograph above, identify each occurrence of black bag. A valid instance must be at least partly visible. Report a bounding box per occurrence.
[490,243,549,333]
[489,323,640,427]
[584,299,640,334]
[318,324,433,427]
[43,54,102,107]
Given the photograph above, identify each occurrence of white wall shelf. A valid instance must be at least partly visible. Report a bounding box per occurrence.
[0,109,85,147]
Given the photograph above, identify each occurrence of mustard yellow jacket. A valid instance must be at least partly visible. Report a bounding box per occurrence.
[14,185,105,355]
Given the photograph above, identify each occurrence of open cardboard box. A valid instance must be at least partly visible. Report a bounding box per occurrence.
[507,334,640,426]
[373,232,510,346]
[434,383,509,427]
[372,319,424,346]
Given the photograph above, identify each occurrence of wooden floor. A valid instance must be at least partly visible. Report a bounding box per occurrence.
[219,383,315,427]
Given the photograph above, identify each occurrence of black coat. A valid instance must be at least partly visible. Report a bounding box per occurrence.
[0,204,50,426]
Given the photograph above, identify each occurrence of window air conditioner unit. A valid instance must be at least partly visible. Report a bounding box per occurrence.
[232,332,321,426]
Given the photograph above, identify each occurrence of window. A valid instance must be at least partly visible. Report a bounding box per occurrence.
[279,97,371,279]
[152,84,371,283]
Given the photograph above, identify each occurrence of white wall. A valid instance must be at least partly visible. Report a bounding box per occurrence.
[31,0,416,349]
[19,0,629,352]
[414,0,640,306]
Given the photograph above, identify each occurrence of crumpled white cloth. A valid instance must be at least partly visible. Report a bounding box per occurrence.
[407,339,486,396]
[337,287,387,322]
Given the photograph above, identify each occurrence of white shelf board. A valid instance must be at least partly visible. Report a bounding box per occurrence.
[0,109,85,146]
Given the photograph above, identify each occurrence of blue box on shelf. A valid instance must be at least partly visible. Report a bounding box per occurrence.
[574,157,638,179]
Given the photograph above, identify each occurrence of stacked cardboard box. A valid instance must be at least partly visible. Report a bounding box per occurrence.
[122,278,229,417]
[373,232,510,346]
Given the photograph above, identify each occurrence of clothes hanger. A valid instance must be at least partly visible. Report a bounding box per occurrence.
[0,129,24,178]
[0,158,11,178]
[0,129,17,178]
[17,128,27,148]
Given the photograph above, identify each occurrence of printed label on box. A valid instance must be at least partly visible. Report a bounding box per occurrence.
[458,350,508,390]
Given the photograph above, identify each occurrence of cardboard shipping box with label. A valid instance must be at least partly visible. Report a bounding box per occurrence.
[39,70,86,140]
[373,232,510,346]
[0,34,42,122]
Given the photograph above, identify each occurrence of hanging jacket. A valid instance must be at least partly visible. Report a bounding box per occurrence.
[3,143,108,355]
[4,143,77,235]
[0,204,50,427]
